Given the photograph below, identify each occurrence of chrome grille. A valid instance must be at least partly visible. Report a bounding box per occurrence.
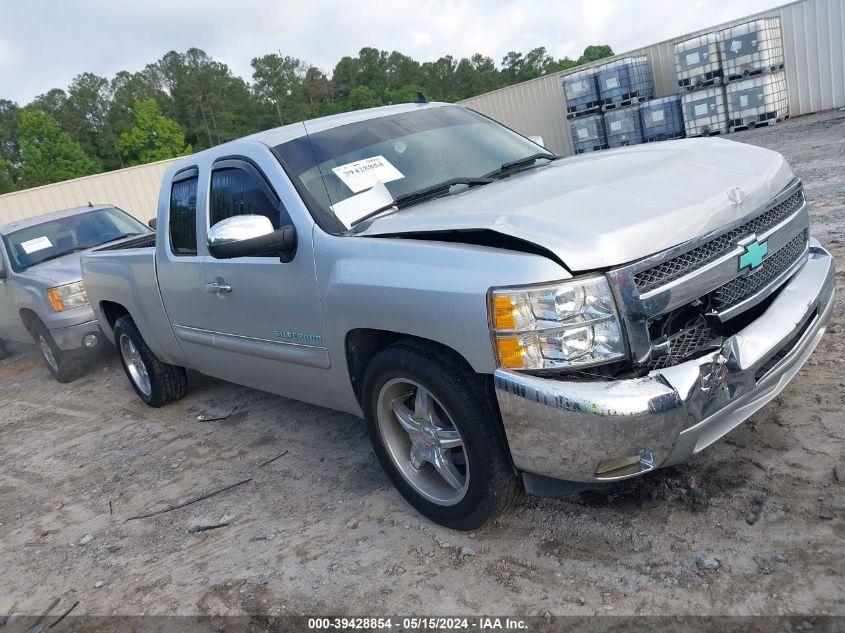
[648,320,718,371]
[634,190,803,292]
[710,231,807,311]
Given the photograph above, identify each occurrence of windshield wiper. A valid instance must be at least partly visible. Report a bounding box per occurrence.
[484,152,560,179]
[31,248,89,266]
[350,177,493,227]
[103,232,143,243]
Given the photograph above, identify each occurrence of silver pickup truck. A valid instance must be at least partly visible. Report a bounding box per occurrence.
[81,102,834,529]
[0,205,151,381]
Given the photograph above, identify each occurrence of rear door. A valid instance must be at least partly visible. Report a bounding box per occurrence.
[155,167,219,367]
[199,156,331,404]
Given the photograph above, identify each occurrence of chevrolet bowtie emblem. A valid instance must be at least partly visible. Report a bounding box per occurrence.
[738,237,768,272]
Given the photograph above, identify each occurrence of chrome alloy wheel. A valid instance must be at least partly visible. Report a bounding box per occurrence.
[38,334,58,372]
[119,333,152,396]
[376,378,469,506]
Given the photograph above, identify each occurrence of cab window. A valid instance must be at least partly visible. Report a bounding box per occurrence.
[210,167,284,229]
[170,170,199,256]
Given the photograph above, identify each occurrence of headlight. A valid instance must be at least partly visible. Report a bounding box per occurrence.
[489,276,625,370]
[47,281,89,312]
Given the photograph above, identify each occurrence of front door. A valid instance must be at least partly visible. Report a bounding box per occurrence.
[200,158,331,405]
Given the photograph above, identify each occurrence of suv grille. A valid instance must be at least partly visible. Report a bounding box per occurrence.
[710,231,807,311]
[634,190,803,293]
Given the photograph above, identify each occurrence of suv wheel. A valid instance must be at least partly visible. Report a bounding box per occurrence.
[113,315,187,407]
[32,320,85,383]
[362,342,518,530]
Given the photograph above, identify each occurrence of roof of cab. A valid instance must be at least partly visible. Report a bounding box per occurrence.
[0,204,117,235]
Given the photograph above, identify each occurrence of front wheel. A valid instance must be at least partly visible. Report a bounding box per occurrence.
[113,315,187,407]
[362,343,519,530]
[32,320,85,383]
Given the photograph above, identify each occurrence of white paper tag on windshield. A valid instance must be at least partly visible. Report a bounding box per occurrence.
[605,76,619,89]
[694,103,709,116]
[20,236,52,254]
[331,180,395,229]
[652,109,665,122]
[332,155,404,194]
[610,120,623,131]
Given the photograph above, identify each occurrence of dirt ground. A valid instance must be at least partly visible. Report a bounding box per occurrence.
[1,110,843,619]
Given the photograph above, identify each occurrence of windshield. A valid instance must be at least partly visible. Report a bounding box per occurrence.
[3,207,149,272]
[273,106,550,231]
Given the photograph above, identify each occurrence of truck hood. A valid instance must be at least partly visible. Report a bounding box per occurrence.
[356,138,794,272]
[19,251,86,286]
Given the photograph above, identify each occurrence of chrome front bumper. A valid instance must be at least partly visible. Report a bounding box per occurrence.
[494,242,835,485]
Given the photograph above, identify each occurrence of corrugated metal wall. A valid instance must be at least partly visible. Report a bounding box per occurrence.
[0,157,178,225]
[461,0,844,156]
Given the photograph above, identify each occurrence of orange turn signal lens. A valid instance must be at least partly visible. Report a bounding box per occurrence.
[496,336,526,369]
[47,288,65,312]
[493,295,517,330]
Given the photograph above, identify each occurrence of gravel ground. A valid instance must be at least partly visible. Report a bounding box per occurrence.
[1,110,843,618]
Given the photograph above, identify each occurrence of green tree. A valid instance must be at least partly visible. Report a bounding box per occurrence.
[117,98,190,166]
[0,100,21,192]
[251,54,308,125]
[346,86,382,111]
[17,109,96,187]
[579,45,614,64]
[0,158,16,194]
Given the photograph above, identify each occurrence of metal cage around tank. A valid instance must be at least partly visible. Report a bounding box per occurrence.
[726,70,790,131]
[596,57,655,110]
[640,95,686,142]
[675,32,723,90]
[718,17,785,83]
[563,69,601,118]
[570,114,608,154]
[604,105,644,148]
[682,86,730,136]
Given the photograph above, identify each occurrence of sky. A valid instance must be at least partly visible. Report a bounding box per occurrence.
[0,0,784,105]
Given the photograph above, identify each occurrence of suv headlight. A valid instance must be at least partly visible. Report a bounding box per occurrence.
[489,276,625,370]
[47,281,89,312]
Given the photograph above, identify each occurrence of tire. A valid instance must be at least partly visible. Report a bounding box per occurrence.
[362,342,519,530]
[32,320,86,383]
[113,315,187,407]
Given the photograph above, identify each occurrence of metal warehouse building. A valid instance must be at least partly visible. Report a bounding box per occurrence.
[462,0,844,155]
[0,0,842,224]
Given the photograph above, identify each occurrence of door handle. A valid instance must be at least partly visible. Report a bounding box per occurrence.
[206,279,232,295]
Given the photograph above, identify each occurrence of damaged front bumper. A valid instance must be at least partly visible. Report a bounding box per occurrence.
[494,242,835,488]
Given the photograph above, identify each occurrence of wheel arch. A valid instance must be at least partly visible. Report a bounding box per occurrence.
[98,300,130,333]
[344,329,489,406]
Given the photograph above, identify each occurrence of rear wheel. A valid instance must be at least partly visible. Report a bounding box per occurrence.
[113,315,187,407]
[32,320,85,383]
[362,343,518,530]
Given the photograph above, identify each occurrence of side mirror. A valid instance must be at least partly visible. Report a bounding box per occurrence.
[148,218,157,230]
[528,135,545,148]
[207,215,297,261]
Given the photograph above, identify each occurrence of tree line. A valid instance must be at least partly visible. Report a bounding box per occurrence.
[0,44,613,194]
